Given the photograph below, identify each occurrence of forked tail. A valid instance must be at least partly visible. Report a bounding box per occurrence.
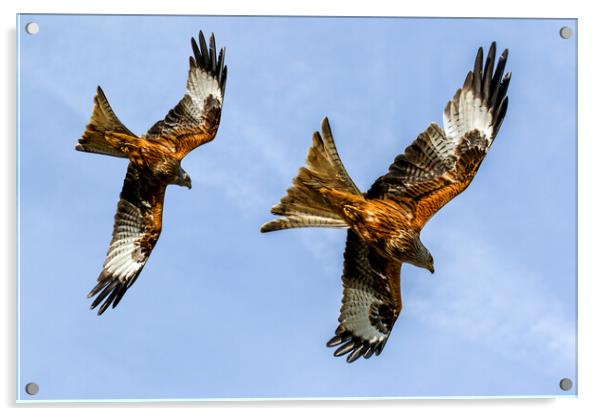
[75,86,137,158]
[260,117,363,232]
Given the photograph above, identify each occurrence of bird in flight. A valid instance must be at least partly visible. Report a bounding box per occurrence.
[76,31,228,315]
[261,43,510,362]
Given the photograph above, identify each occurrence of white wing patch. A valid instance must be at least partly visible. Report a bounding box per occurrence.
[142,31,227,155]
[326,231,401,362]
[341,284,390,343]
[187,67,223,109]
[443,88,493,146]
[102,200,147,282]
[87,164,166,315]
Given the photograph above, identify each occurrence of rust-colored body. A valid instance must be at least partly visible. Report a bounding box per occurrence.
[261,42,511,362]
[320,188,422,264]
[76,31,228,315]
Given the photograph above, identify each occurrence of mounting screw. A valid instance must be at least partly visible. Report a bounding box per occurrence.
[25,22,39,35]
[25,382,39,395]
[559,26,573,39]
[559,378,573,391]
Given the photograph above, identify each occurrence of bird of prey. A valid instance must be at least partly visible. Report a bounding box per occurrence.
[261,43,510,362]
[76,31,228,315]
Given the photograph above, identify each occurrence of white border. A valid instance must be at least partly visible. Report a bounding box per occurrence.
[4,1,600,415]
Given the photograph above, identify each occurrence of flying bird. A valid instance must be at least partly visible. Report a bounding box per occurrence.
[261,43,510,362]
[76,31,228,315]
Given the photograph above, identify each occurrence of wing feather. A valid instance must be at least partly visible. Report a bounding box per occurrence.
[144,30,227,158]
[367,42,511,227]
[88,164,166,315]
[326,230,402,362]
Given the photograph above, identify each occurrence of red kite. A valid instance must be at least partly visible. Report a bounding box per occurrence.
[261,43,510,362]
[76,31,227,315]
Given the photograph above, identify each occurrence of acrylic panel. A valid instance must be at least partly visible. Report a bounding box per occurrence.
[16,14,577,402]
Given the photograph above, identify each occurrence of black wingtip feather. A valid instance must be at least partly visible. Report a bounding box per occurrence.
[191,30,227,96]
[190,37,202,67]
[362,348,374,359]
[87,278,108,299]
[473,46,483,71]
[334,341,355,357]
[377,337,389,356]
[220,66,228,94]
[88,273,135,316]
[217,48,225,84]
[327,327,387,363]
[346,346,367,363]
[198,31,210,68]
[89,282,116,310]
[482,43,496,103]
[493,73,511,124]
[463,71,473,90]
[209,33,217,73]
[326,336,343,347]
[486,42,497,64]
[90,283,121,315]
[493,97,509,137]
[465,42,511,140]
[111,284,130,309]
[98,288,120,315]
[472,47,483,97]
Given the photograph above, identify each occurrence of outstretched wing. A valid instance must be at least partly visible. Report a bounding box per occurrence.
[87,164,167,315]
[326,230,402,363]
[144,31,227,159]
[367,42,511,228]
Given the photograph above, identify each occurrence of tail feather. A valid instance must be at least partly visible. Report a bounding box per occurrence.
[261,117,362,232]
[75,86,135,158]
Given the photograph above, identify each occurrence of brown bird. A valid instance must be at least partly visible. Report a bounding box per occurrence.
[261,43,510,362]
[76,31,227,315]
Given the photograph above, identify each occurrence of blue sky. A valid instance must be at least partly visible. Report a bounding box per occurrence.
[17,15,576,401]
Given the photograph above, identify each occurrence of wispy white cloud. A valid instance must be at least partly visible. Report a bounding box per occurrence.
[409,224,575,375]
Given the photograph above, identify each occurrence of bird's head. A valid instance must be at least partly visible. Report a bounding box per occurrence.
[411,237,435,274]
[177,168,192,189]
[426,252,435,274]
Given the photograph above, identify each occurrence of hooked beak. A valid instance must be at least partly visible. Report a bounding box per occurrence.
[182,174,192,189]
[428,264,435,274]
